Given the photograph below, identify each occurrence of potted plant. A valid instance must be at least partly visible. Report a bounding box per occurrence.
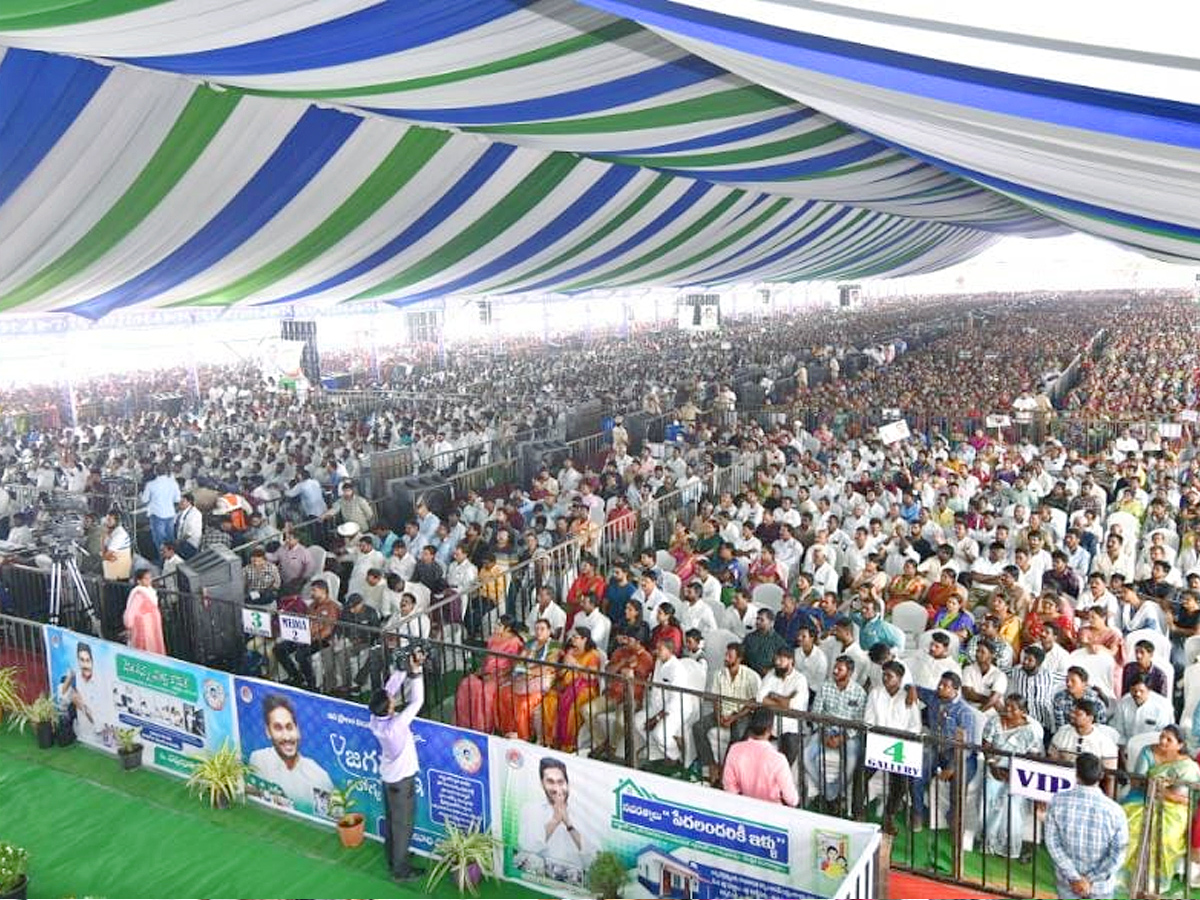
[115,727,143,771]
[7,695,58,749]
[424,819,499,895]
[185,741,252,809]
[0,666,22,727]
[0,842,28,900]
[587,850,627,899]
[328,778,369,848]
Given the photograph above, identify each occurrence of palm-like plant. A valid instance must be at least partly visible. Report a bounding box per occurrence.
[6,694,56,734]
[424,819,499,895]
[0,666,23,718]
[185,741,252,808]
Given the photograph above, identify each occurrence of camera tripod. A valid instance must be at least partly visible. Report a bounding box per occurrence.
[47,546,99,633]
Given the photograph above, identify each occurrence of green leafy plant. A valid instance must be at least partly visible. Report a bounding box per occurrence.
[115,727,141,754]
[6,693,56,734]
[185,740,252,808]
[587,850,627,899]
[0,666,23,717]
[424,819,499,895]
[328,777,368,823]
[0,842,28,894]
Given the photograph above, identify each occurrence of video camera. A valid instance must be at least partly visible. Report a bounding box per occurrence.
[32,490,91,560]
[389,637,430,673]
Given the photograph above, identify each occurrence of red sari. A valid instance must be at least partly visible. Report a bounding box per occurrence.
[455,632,524,733]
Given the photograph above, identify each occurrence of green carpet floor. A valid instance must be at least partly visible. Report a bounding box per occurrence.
[0,730,547,899]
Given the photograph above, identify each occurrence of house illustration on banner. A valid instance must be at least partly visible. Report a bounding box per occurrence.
[635,846,708,899]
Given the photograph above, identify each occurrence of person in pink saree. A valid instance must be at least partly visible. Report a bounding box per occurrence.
[455,615,524,733]
[123,569,165,655]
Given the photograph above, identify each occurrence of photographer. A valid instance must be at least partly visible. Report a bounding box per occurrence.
[368,645,426,883]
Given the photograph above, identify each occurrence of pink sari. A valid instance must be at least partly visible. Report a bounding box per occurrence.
[455,633,523,733]
[124,585,165,655]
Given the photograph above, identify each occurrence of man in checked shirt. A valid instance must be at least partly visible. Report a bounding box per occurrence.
[1044,753,1128,899]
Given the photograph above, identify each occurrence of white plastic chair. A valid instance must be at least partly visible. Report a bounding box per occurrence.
[752,583,784,613]
[307,543,327,577]
[891,601,929,651]
[656,550,676,573]
[662,571,682,599]
[1067,649,1118,701]
[1124,628,1172,665]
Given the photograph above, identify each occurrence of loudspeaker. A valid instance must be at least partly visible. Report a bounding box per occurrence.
[387,475,452,526]
[565,400,604,441]
[173,546,245,670]
[518,441,570,487]
[155,394,184,417]
[281,319,320,383]
[621,410,661,452]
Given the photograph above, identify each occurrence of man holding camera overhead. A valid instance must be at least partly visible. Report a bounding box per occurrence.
[368,645,426,883]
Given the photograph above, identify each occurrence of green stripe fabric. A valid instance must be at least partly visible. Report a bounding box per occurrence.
[354,153,583,299]
[487,172,675,291]
[597,122,853,169]
[0,0,169,29]
[563,189,745,290]
[469,87,790,136]
[246,20,645,100]
[177,127,452,307]
[0,86,240,313]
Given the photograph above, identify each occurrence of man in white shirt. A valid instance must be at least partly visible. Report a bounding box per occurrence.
[389,541,418,583]
[634,641,693,763]
[141,465,181,558]
[631,573,668,620]
[248,694,335,816]
[912,631,963,692]
[756,646,808,764]
[173,492,203,559]
[794,626,828,699]
[730,589,759,634]
[516,757,594,879]
[1111,676,1173,748]
[526,586,567,640]
[772,525,802,583]
[679,582,717,635]
[575,593,611,654]
[346,535,386,599]
[864,661,922,832]
[696,561,722,608]
[1049,698,1118,772]
[960,640,1008,715]
[58,640,114,742]
[810,546,839,598]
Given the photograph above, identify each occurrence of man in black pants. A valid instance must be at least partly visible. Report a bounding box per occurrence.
[368,648,426,882]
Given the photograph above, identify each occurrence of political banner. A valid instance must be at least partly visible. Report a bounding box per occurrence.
[234,676,490,851]
[43,625,237,779]
[490,739,876,899]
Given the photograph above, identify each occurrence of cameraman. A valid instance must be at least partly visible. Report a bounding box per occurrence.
[368,646,426,882]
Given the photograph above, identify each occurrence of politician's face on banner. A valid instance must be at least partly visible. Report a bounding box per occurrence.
[265,701,300,762]
[541,761,569,806]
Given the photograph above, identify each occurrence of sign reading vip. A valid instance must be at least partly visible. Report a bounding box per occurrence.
[864,732,923,778]
[491,738,876,899]
[1009,757,1075,803]
[42,625,237,779]
[234,677,490,850]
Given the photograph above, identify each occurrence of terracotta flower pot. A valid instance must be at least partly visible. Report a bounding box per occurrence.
[337,813,366,848]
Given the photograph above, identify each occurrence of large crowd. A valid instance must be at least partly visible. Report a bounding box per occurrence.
[3,288,1200,892]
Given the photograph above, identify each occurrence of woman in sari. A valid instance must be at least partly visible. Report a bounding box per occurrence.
[497,618,561,741]
[667,521,693,567]
[123,568,166,655]
[673,537,702,585]
[1021,593,1075,649]
[1124,725,1200,894]
[747,546,787,589]
[930,593,976,646]
[454,615,524,733]
[541,627,603,752]
[981,695,1043,859]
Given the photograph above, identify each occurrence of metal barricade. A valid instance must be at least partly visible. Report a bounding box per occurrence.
[0,613,47,705]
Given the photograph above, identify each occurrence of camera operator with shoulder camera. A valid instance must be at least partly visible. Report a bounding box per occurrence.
[368,643,427,882]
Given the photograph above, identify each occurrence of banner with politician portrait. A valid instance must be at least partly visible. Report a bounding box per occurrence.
[233,677,491,850]
[43,625,237,779]
[491,739,876,899]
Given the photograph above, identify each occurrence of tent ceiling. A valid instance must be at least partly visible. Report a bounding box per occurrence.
[0,1,1192,316]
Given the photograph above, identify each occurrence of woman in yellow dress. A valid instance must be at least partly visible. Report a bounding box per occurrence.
[541,626,602,752]
[1123,725,1200,894]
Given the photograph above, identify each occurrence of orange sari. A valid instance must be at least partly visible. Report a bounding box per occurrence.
[496,639,561,741]
[541,647,602,752]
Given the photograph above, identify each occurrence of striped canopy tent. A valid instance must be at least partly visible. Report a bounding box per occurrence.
[0,2,1189,317]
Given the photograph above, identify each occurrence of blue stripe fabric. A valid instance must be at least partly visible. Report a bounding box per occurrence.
[653,140,884,183]
[692,205,850,283]
[367,56,725,125]
[62,106,360,319]
[266,142,518,305]
[521,180,714,292]
[121,0,526,76]
[682,201,814,280]
[388,165,638,303]
[577,0,1200,150]
[0,49,108,207]
[605,108,814,155]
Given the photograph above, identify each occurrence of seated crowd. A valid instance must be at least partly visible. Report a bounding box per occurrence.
[2,288,1200,881]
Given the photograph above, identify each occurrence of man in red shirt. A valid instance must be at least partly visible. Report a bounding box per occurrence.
[722,707,799,806]
[564,556,606,632]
